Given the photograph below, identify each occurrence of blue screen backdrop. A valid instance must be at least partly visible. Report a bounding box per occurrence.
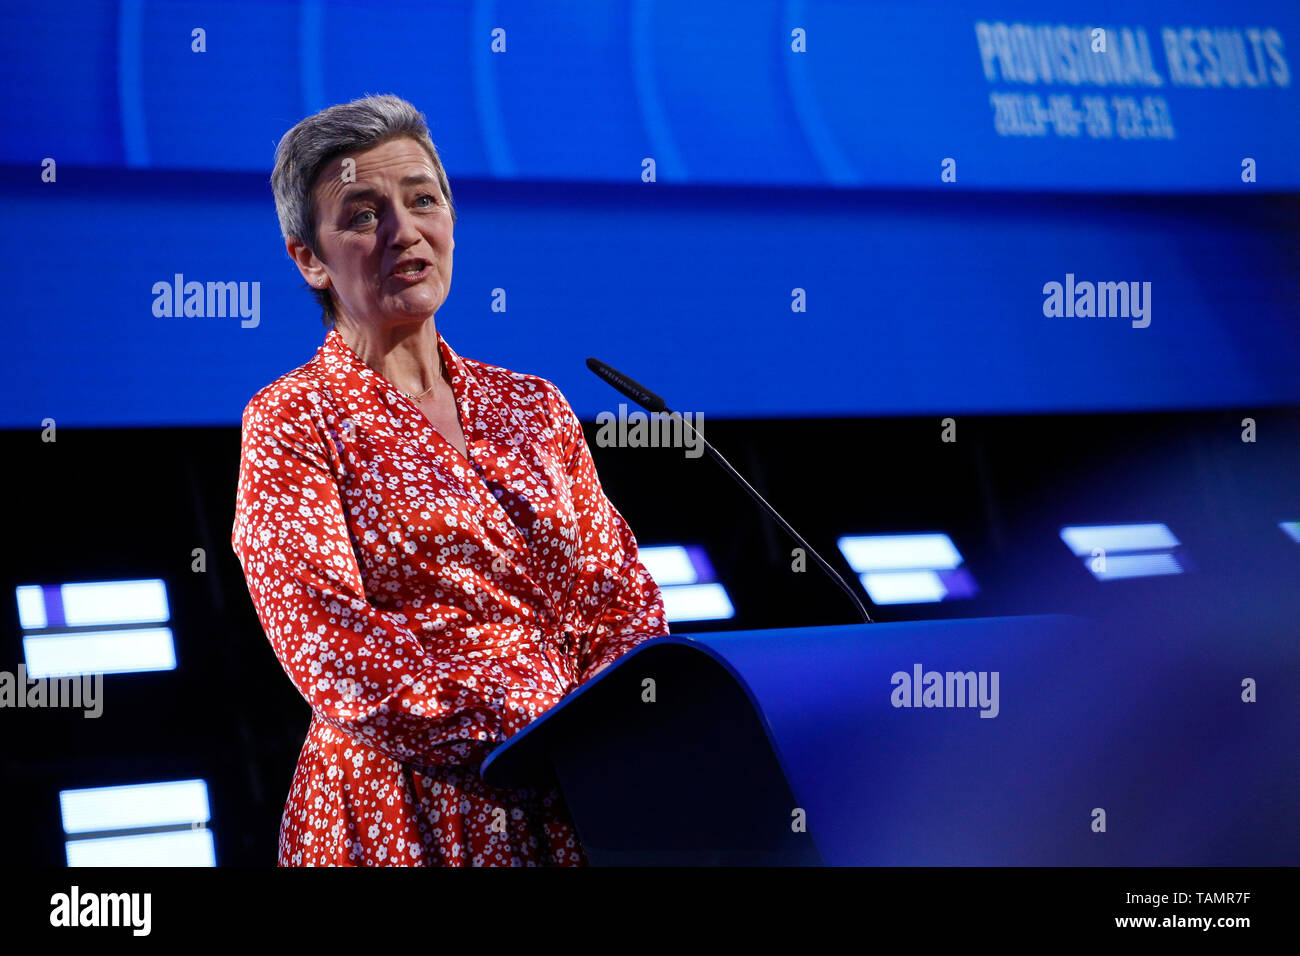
[1,0,1297,426]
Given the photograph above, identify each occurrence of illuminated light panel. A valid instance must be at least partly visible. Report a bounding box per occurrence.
[641,545,734,622]
[858,567,980,605]
[660,583,735,622]
[838,533,978,605]
[15,586,47,629]
[60,780,210,834]
[1059,523,1186,581]
[65,829,216,867]
[1091,553,1184,580]
[16,579,177,678]
[838,533,963,572]
[1059,524,1180,557]
[1280,521,1300,544]
[23,627,176,679]
[17,579,169,629]
[60,779,216,868]
[861,570,947,605]
[639,545,699,586]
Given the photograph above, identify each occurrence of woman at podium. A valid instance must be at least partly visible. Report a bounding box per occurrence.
[231,94,669,866]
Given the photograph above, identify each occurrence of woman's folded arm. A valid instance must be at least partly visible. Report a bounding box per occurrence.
[231,387,524,766]
[544,382,671,683]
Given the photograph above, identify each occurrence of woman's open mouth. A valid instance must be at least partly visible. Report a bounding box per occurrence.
[390,261,431,283]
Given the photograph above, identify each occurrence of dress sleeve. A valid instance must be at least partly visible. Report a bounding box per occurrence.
[231,385,521,767]
[546,384,671,683]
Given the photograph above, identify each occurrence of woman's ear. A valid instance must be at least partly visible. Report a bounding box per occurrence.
[287,237,328,289]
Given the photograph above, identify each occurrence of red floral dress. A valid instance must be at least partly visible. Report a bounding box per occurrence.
[231,327,669,866]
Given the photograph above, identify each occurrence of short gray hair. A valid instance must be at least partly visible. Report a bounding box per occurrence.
[270,94,457,326]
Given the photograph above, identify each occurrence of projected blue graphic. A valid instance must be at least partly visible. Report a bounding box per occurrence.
[1,0,1297,427]
[2,1,1295,191]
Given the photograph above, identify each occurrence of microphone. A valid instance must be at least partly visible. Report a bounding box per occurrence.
[585,358,874,625]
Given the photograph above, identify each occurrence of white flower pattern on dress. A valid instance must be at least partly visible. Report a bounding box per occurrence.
[231,328,668,866]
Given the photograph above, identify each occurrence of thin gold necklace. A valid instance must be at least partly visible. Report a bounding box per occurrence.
[342,331,441,403]
[400,380,438,403]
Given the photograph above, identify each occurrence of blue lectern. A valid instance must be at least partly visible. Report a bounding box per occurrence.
[481,614,1299,866]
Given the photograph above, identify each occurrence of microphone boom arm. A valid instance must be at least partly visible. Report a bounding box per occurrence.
[585,356,873,625]
[669,410,874,625]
